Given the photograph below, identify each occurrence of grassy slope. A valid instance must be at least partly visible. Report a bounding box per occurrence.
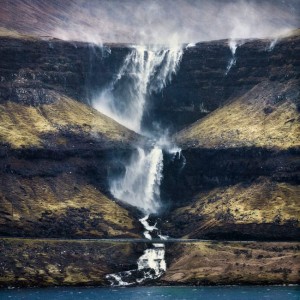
[0,238,142,287]
[163,242,300,285]
[0,173,141,238]
[0,88,142,238]
[166,177,299,238]
[1,238,299,287]
[175,80,300,150]
[171,79,299,239]
[0,93,138,149]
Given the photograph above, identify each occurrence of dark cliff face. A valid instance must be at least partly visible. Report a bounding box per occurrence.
[162,147,299,204]
[143,35,299,133]
[0,35,130,106]
[1,32,299,242]
[158,33,300,241]
[161,147,300,241]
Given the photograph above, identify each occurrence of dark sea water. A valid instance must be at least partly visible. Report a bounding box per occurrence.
[0,286,299,300]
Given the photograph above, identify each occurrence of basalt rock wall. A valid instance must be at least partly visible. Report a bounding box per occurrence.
[0,35,130,106]
[144,34,300,133]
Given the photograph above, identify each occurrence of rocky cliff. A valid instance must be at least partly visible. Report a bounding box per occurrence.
[145,30,300,133]
[0,32,145,240]
[161,32,300,241]
[0,29,131,106]
[0,29,299,287]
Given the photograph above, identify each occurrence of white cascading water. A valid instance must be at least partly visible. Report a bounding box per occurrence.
[137,215,167,281]
[93,45,183,285]
[105,215,168,286]
[225,39,238,75]
[111,146,163,214]
[267,38,278,52]
[93,45,183,133]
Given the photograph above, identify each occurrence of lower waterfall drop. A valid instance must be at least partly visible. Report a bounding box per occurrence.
[106,145,167,285]
[106,146,185,286]
[106,215,167,286]
[137,215,167,282]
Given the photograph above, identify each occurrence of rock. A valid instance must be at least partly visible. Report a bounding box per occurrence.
[162,177,300,240]
[144,33,300,133]
[0,34,130,106]
[162,242,300,285]
[0,35,145,239]
[0,238,145,287]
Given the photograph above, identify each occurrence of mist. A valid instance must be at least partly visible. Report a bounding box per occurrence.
[1,0,299,45]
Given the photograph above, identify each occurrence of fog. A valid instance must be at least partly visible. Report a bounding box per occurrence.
[51,0,300,45]
[1,0,299,45]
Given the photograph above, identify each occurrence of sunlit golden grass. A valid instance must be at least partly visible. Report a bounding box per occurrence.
[0,173,140,238]
[0,94,136,148]
[173,177,300,231]
[163,241,300,284]
[0,238,137,287]
[176,81,300,149]
[0,102,56,147]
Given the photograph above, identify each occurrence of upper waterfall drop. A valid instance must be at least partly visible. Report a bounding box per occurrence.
[93,45,183,133]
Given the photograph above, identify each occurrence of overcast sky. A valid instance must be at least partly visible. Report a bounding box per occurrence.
[1,0,299,44]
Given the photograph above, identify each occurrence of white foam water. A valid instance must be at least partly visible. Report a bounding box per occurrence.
[137,215,166,274]
[106,215,166,286]
[225,39,246,75]
[267,38,278,51]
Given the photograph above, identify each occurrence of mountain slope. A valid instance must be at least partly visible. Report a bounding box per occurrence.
[164,177,299,240]
[0,93,139,149]
[162,242,300,285]
[175,80,299,150]
[163,47,300,241]
[0,32,143,238]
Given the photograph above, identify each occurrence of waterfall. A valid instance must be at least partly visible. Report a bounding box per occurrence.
[106,216,167,286]
[93,44,183,285]
[94,44,183,213]
[267,38,278,52]
[93,45,182,133]
[225,39,238,75]
[110,146,163,214]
